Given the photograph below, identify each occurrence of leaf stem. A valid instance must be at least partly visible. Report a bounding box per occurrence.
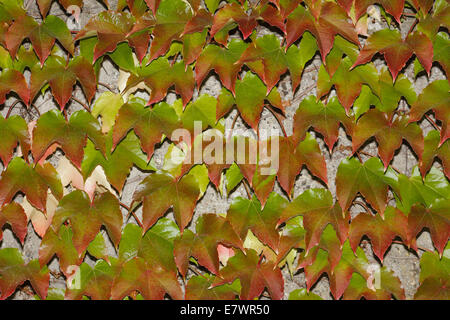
[424,114,440,131]
[98,82,116,92]
[243,179,252,199]
[71,97,91,112]
[265,104,287,137]
[5,100,25,118]
[227,112,239,141]
[353,200,372,214]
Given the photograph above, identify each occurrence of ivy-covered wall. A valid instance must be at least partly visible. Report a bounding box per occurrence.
[0,0,448,300]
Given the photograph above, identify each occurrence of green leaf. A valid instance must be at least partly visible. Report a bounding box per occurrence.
[0,248,49,299]
[52,190,123,254]
[0,158,62,212]
[6,15,74,65]
[212,249,284,300]
[0,114,30,166]
[32,110,105,169]
[30,55,97,108]
[132,171,202,232]
[288,288,322,300]
[92,92,125,133]
[336,157,389,216]
[186,274,239,300]
[174,214,242,276]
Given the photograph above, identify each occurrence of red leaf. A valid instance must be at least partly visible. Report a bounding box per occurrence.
[352,30,433,81]
[212,249,284,300]
[286,2,359,61]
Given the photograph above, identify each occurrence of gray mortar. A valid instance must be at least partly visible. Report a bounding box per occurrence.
[0,0,447,300]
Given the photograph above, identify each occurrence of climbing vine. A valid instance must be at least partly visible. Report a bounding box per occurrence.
[0,0,449,300]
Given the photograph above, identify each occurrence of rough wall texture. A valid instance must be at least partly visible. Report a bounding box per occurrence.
[0,0,446,300]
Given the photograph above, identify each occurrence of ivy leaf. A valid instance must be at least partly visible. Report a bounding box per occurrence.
[75,11,153,62]
[0,114,30,166]
[0,69,30,105]
[210,2,258,40]
[227,193,288,253]
[30,55,96,108]
[0,158,63,212]
[51,190,123,255]
[343,268,405,300]
[417,0,450,39]
[82,131,155,192]
[148,0,193,61]
[212,249,284,300]
[352,0,405,23]
[234,72,283,131]
[113,218,182,300]
[32,110,105,169]
[289,288,322,300]
[0,202,27,245]
[300,242,380,299]
[237,34,288,93]
[0,248,49,300]
[297,224,343,273]
[113,97,179,160]
[91,92,124,133]
[183,8,213,36]
[0,0,26,24]
[182,94,217,138]
[6,14,74,65]
[286,1,359,61]
[125,58,195,106]
[349,207,408,261]
[280,188,349,253]
[285,31,318,92]
[407,199,450,255]
[409,80,450,144]
[131,171,202,232]
[415,247,450,299]
[195,39,248,94]
[37,0,83,17]
[433,32,449,80]
[86,232,110,261]
[174,214,243,277]
[293,96,352,150]
[144,0,161,14]
[317,57,379,112]
[22,193,58,238]
[352,109,424,168]
[182,29,208,66]
[39,225,81,276]
[111,256,183,300]
[185,274,239,300]
[386,166,450,214]
[139,217,180,271]
[420,130,449,179]
[65,260,115,300]
[275,134,328,197]
[352,30,433,81]
[336,157,389,216]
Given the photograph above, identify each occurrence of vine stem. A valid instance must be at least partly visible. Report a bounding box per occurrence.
[120,202,145,229]
[5,100,25,118]
[424,114,440,131]
[243,179,252,199]
[98,82,116,92]
[227,112,239,141]
[71,97,91,112]
[265,104,288,137]
[353,200,372,214]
